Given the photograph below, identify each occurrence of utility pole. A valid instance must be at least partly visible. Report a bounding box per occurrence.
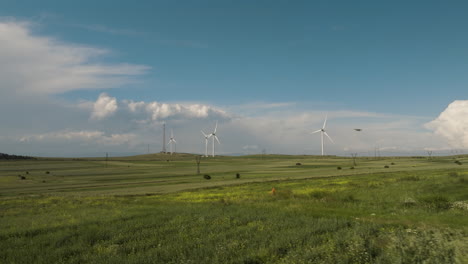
[195,156,201,174]
[427,150,433,160]
[351,153,358,167]
[162,123,166,153]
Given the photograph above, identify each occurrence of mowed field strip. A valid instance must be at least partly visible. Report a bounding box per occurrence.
[0,154,463,196]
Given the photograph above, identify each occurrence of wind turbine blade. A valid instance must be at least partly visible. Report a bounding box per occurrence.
[214,136,220,144]
[311,129,322,134]
[201,130,207,137]
[324,132,334,144]
[214,121,218,133]
[173,139,177,143]
[322,115,328,129]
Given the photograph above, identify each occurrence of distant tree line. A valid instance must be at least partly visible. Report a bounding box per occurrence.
[0,153,36,160]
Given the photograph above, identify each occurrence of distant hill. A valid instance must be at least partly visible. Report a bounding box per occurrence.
[0,153,36,160]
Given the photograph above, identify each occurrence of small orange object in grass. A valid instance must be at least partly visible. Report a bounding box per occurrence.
[271,187,276,195]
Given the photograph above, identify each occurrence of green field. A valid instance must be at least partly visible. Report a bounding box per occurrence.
[1,154,467,263]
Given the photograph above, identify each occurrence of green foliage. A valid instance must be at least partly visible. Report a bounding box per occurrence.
[419,195,451,210]
[1,155,468,263]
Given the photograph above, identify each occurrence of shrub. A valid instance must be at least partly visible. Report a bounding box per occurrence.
[448,172,459,177]
[45,171,50,174]
[384,165,389,168]
[203,174,211,180]
[350,166,354,169]
[454,160,462,165]
[296,162,302,166]
[337,166,342,170]
[25,171,29,174]
[18,175,26,180]
[236,173,240,179]
[391,162,395,165]
[419,195,450,210]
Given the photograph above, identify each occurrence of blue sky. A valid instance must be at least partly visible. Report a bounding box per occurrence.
[1,1,468,156]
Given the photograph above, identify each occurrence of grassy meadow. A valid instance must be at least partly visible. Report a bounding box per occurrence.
[0,154,467,263]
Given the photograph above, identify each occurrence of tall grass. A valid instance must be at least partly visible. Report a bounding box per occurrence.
[1,156,467,263]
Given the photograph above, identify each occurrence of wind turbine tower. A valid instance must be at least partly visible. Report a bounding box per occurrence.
[201,130,211,157]
[210,121,221,157]
[311,115,334,156]
[167,130,177,155]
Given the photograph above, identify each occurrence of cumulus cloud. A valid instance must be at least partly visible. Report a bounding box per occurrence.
[426,100,468,148]
[122,99,229,121]
[91,93,118,120]
[0,19,149,96]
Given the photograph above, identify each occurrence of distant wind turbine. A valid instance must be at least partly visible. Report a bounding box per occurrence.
[209,121,221,157]
[167,130,177,155]
[201,130,211,157]
[311,115,334,156]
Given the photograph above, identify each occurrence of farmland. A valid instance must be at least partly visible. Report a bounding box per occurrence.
[1,154,467,263]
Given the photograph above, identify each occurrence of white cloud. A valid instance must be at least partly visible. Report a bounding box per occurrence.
[91,93,118,120]
[122,99,229,121]
[426,100,468,148]
[0,19,149,96]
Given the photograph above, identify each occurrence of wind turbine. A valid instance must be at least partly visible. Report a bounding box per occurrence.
[209,121,221,157]
[311,115,334,156]
[201,130,211,157]
[167,130,176,155]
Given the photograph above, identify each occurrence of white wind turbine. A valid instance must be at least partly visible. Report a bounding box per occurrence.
[201,130,211,157]
[311,115,334,156]
[167,130,177,155]
[209,121,221,157]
